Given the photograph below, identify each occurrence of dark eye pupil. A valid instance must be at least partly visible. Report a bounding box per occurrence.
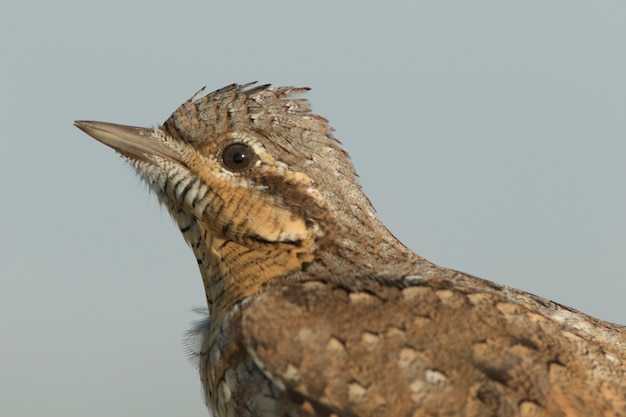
[222,143,255,171]
[232,152,245,164]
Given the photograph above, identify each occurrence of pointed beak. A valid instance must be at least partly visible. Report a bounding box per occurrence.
[74,120,181,162]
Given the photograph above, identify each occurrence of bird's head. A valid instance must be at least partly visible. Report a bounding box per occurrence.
[76,83,417,310]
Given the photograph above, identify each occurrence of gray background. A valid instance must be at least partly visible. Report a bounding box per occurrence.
[2,2,625,416]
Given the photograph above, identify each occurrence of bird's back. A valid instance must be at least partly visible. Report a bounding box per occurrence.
[200,264,626,417]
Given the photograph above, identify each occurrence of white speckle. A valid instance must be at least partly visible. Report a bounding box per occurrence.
[398,347,418,369]
[467,292,491,305]
[348,382,367,403]
[408,379,423,393]
[361,332,380,351]
[349,292,377,305]
[519,401,542,416]
[402,286,429,301]
[436,289,459,305]
[296,327,316,344]
[219,380,231,403]
[210,347,222,368]
[424,369,448,387]
[326,337,347,358]
[385,327,407,344]
[224,368,238,393]
[605,352,621,365]
[403,275,424,285]
[283,364,301,382]
[549,308,592,334]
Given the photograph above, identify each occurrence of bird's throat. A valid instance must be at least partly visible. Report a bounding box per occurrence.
[193,225,317,314]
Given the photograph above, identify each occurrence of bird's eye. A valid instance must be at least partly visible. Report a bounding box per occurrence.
[221,143,256,172]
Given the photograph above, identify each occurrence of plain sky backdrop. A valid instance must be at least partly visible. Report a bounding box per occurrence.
[1,2,625,416]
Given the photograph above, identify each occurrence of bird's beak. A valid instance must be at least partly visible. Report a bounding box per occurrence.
[74,120,181,162]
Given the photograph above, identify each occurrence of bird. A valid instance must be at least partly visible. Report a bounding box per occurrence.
[75,82,626,417]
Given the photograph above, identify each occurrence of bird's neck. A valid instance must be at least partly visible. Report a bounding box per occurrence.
[190,209,427,318]
[304,212,429,284]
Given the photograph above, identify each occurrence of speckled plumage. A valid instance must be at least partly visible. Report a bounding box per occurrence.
[76,83,626,417]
